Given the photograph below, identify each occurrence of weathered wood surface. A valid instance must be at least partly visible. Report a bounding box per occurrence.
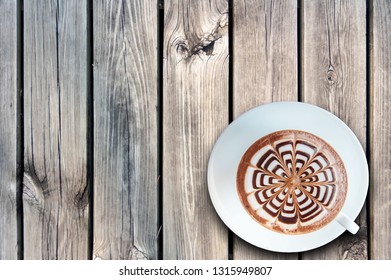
[301,0,367,259]
[370,0,391,260]
[93,0,158,260]
[0,1,18,260]
[23,0,89,259]
[1,0,391,261]
[163,0,229,259]
[232,0,298,260]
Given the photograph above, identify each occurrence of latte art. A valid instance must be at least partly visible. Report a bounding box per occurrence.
[237,130,347,234]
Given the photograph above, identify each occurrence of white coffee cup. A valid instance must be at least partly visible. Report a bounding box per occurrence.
[208,102,368,252]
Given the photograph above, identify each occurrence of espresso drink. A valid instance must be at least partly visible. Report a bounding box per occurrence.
[237,130,347,234]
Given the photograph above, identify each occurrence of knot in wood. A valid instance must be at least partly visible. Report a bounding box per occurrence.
[327,66,337,84]
[176,42,189,58]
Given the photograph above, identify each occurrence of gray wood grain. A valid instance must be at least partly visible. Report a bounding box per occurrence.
[370,0,391,260]
[0,1,18,260]
[302,0,367,259]
[163,0,229,259]
[93,0,158,260]
[232,0,298,260]
[23,0,89,259]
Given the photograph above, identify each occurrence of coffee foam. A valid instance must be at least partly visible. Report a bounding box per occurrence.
[236,130,347,234]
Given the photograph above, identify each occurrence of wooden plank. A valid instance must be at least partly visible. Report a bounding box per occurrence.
[371,0,391,260]
[163,0,229,259]
[0,1,18,260]
[232,0,298,260]
[302,0,367,259]
[93,0,158,259]
[23,0,89,259]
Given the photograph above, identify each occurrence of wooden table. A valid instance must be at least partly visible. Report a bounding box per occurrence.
[0,0,389,260]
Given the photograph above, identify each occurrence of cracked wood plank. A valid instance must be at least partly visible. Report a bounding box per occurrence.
[371,0,391,260]
[301,0,367,259]
[0,1,18,260]
[93,0,158,259]
[163,0,229,259]
[232,0,298,260]
[23,0,89,259]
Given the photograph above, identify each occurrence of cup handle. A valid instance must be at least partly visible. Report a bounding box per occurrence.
[335,212,359,234]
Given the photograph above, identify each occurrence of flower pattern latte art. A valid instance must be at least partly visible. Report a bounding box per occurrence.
[236,130,347,234]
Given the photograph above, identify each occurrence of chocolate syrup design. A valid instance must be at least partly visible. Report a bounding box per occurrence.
[237,130,347,234]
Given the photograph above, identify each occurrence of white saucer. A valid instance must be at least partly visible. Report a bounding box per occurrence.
[207,102,369,252]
